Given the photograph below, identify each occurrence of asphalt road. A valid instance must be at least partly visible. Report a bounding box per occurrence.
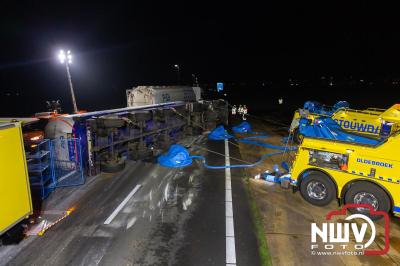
[1,136,260,266]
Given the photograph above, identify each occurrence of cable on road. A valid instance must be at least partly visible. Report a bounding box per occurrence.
[192,151,284,169]
[158,144,284,170]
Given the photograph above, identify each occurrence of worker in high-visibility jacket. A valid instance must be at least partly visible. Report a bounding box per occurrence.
[238,105,243,115]
[242,105,248,120]
[232,105,237,115]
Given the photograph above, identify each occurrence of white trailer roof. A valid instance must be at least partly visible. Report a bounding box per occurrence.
[67,101,185,119]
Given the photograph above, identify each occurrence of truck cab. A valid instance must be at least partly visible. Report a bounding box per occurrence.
[0,122,33,243]
[290,103,400,143]
[290,125,400,219]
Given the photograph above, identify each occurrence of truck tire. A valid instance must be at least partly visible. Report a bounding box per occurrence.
[134,111,152,122]
[300,172,336,206]
[163,109,175,117]
[206,111,218,121]
[344,181,390,220]
[1,223,24,245]
[97,118,125,128]
[129,148,153,161]
[100,159,126,173]
[191,103,203,112]
[96,128,109,137]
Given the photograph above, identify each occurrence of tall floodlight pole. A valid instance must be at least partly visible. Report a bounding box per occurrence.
[174,64,180,85]
[58,50,78,113]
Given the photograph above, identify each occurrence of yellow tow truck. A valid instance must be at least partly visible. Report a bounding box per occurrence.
[290,103,400,143]
[289,119,400,219]
[0,122,33,244]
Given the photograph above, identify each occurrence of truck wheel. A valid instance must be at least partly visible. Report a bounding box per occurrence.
[191,103,204,112]
[300,172,336,206]
[134,111,152,122]
[293,128,303,144]
[163,109,175,117]
[100,159,126,173]
[344,181,390,220]
[206,111,218,121]
[1,223,24,245]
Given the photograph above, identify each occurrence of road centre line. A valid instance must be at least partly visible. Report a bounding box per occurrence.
[104,184,142,225]
[225,139,237,265]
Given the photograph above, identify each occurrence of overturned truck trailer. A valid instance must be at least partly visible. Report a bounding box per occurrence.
[46,86,227,176]
[126,85,202,106]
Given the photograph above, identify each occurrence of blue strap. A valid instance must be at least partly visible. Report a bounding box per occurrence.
[191,151,284,169]
[236,138,297,151]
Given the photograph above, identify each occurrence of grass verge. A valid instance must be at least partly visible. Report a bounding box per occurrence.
[243,175,273,266]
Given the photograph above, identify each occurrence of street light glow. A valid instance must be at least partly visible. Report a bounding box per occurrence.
[58,50,66,64]
[67,50,72,64]
[58,49,72,64]
[173,64,180,84]
[57,48,77,113]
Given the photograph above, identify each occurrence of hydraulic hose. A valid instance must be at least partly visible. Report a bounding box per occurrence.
[190,151,284,169]
[235,138,297,151]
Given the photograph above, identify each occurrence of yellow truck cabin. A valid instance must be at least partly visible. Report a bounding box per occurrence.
[0,122,33,243]
[290,128,400,219]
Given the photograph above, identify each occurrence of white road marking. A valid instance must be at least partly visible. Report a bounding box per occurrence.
[226,237,237,265]
[225,190,232,202]
[225,180,231,190]
[226,201,233,217]
[226,217,235,237]
[104,184,142,225]
[225,139,237,265]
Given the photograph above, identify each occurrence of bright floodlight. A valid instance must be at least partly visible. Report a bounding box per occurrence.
[58,49,72,64]
[67,50,72,64]
[57,48,78,113]
[58,50,66,63]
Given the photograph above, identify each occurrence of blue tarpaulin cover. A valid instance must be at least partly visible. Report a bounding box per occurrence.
[303,101,322,113]
[158,144,285,169]
[299,117,380,145]
[208,124,291,150]
[157,144,193,167]
[303,100,349,116]
[208,125,233,140]
[332,101,350,111]
[232,121,252,133]
[231,121,268,137]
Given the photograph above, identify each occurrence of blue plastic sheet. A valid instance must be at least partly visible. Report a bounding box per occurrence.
[299,117,380,145]
[237,138,297,151]
[332,101,349,111]
[208,124,291,151]
[208,125,233,140]
[232,121,252,133]
[200,151,284,169]
[232,121,267,137]
[303,101,322,113]
[303,100,350,116]
[157,144,193,168]
[158,144,285,169]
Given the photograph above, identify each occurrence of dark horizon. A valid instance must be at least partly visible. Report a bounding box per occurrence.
[1,1,400,116]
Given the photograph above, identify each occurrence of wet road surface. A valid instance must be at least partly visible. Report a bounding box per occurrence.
[1,136,260,266]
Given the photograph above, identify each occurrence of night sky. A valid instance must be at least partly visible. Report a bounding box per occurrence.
[1,1,399,117]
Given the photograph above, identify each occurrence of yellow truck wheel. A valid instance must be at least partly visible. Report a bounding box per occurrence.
[300,172,336,206]
[344,181,391,221]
